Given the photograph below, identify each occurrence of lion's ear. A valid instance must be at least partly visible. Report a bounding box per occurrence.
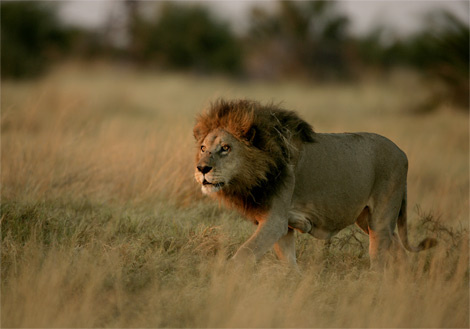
[244,126,257,144]
[193,124,205,142]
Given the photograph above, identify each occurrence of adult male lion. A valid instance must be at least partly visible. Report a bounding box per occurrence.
[193,99,436,269]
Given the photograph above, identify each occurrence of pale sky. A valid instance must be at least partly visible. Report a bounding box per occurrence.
[59,1,469,36]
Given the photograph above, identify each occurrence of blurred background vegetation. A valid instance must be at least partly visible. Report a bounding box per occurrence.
[1,0,469,110]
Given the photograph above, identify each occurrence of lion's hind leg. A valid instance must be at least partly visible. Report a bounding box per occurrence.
[288,209,312,233]
[367,195,407,270]
[355,206,397,270]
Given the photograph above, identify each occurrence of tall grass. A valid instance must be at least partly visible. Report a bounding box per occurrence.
[2,63,468,327]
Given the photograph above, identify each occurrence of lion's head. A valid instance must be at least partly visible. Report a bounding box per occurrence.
[193,99,315,216]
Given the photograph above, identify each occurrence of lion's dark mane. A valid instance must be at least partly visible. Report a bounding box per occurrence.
[194,99,315,220]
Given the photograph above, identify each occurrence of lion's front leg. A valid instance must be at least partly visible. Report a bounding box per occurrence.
[232,166,295,264]
[232,212,289,263]
[274,228,297,266]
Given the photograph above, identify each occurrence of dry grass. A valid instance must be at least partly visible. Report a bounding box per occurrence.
[1,63,469,327]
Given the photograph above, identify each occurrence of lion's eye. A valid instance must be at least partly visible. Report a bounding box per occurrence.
[222,145,231,152]
[201,145,206,152]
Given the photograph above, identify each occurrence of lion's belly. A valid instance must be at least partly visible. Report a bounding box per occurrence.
[288,185,370,237]
[288,202,360,239]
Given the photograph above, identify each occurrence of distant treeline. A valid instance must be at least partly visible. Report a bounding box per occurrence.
[1,1,468,108]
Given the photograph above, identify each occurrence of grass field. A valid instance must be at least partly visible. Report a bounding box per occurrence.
[1,63,469,327]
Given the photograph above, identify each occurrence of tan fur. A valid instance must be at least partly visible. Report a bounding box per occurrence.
[194,99,437,269]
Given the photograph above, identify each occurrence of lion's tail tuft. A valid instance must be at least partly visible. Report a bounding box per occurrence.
[416,237,438,250]
[397,195,438,252]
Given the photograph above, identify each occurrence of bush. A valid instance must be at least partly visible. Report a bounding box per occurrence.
[1,1,68,79]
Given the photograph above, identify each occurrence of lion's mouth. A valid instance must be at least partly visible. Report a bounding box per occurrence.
[202,179,225,189]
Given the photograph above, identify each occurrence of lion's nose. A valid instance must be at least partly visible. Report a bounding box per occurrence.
[197,165,212,174]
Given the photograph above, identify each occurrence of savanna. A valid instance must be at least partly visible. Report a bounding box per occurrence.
[1,63,468,327]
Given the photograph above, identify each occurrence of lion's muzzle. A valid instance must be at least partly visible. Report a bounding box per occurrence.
[195,164,225,195]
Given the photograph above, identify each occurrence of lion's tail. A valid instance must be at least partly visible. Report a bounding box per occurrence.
[397,194,438,252]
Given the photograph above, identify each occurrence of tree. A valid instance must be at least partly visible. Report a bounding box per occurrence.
[246,1,351,80]
[358,8,469,110]
[409,10,469,109]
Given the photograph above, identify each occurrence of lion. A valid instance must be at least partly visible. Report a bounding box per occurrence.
[193,99,437,269]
